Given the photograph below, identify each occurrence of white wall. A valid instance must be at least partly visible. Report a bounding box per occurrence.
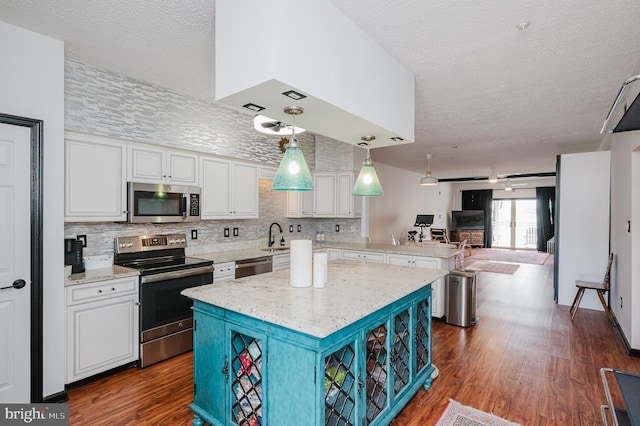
[557,151,611,310]
[609,130,640,349]
[0,22,65,398]
[368,162,453,244]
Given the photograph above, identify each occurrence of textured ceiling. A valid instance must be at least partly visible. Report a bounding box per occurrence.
[2,0,640,181]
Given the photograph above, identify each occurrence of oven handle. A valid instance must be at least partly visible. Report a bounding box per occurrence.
[140,265,214,284]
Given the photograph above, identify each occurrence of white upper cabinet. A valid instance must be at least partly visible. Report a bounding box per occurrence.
[337,172,361,218]
[313,172,361,218]
[128,144,198,185]
[313,173,337,217]
[65,132,127,222]
[200,156,258,220]
[287,191,314,218]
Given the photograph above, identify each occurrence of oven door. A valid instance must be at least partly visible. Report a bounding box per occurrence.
[139,267,213,334]
[138,267,212,367]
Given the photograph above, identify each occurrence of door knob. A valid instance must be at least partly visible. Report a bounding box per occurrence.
[1,279,26,290]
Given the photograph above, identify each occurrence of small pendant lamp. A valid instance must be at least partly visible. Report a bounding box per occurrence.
[419,153,438,186]
[352,136,384,196]
[271,106,314,191]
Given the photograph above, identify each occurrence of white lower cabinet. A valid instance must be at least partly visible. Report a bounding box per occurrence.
[387,254,450,318]
[214,262,236,283]
[66,276,139,384]
[341,249,386,263]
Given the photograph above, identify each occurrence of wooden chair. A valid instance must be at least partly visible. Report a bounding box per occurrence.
[430,228,448,243]
[570,253,614,323]
[454,239,470,269]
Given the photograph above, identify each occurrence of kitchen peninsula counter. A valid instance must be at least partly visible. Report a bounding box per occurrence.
[183,260,445,426]
[190,241,460,265]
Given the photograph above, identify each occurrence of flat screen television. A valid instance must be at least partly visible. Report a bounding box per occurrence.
[451,210,485,230]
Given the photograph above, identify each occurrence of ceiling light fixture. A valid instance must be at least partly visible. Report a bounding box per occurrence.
[282,90,307,100]
[243,103,265,112]
[253,114,306,136]
[419,154,438,186]
[271,106,313,191]
[504,179,513,191]
[488,168,498,183]
[352,136,384,196]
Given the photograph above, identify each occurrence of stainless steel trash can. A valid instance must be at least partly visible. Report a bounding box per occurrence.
[445,270,478,327]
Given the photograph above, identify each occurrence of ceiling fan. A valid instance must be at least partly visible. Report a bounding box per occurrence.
[260,119,286,132]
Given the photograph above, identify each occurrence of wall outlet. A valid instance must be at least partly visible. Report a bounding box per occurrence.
[191,229,198,239]
[297,225,301,232]
[289,225,294,232]
[233,227,239,237]
[335,224,340,232]
[621,297,623,309]
[224,228,230,237]
[76,234,87,247]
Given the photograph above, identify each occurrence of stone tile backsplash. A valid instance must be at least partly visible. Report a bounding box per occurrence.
[63,59,363,256]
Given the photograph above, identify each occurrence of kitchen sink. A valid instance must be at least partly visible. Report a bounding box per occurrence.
[261,247,290,252]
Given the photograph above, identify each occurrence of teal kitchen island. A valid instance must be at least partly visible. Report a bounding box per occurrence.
[182,259,447,426]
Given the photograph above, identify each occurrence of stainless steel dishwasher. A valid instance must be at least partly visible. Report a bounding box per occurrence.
[235,256,273,279]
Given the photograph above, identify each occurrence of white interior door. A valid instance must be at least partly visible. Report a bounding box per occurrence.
[0,123,31,402]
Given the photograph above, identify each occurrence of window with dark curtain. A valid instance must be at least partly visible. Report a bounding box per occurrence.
[461,189,493,248]
[536,186,555,252]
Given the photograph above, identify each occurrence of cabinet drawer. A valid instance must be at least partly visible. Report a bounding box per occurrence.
[67,277,138,306]
[342,250,386,263]
[214,262,236,282]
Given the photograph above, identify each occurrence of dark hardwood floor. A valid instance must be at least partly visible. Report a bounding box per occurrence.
[67,254,640,425]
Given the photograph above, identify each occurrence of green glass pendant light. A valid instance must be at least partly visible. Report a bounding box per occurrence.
[272,106,313,191]
[352,136,384,196]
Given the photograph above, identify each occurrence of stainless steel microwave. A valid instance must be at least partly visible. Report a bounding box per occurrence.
[127,182,201,223]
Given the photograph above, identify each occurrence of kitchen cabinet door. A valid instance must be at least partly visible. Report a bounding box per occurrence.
[314,173,337,217]
[200,156,231,219]
[287,191,314,218]
[200,156,258,219]
[66,276,139,384]
[129,144,198,185]
[64,133,127,222]
[232,162,259,219]
[337,172,362,218]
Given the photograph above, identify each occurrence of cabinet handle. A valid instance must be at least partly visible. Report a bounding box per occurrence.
[111,287,116,291]
[97,289,102,293]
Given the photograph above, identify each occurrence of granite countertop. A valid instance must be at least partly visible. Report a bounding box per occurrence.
[182,259,447,338]
[65,265,140,287]
[194,241,460,264]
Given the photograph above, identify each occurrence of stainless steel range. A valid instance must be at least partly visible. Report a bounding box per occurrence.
[114,233,214,368]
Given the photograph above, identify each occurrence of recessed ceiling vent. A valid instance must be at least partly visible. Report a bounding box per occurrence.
[601,75,640,133]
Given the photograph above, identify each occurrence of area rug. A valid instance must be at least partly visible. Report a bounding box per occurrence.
[464,261,520,275]
[467,248,549,265]
[436,399,522,426]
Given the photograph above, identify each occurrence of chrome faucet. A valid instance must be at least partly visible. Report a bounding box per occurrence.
[268,222,283,247]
